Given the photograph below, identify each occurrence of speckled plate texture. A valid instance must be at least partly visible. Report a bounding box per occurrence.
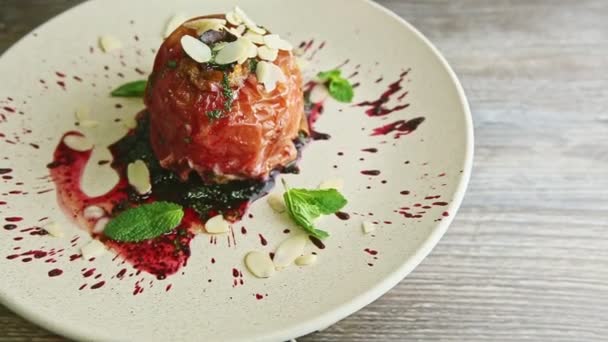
[0,0,473,341]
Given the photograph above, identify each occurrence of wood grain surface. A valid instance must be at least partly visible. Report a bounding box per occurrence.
[2,0,608,341]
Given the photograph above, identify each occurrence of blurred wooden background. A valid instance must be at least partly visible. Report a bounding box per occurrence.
[1,0,608,341]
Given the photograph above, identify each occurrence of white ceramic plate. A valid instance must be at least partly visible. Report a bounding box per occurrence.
[0,0,472,341]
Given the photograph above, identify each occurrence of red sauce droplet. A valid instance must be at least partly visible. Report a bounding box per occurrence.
[3,224,17,230]
[356,70,411,117]
[361,148,378,153]
[364,248,378,256]
[241,226,247,234]
[309,236,325,250]
[442,211,449,217]
[116,268,127,279]
[361,170,381,176]
[335,211,350,220]
[5,217,23,222]
[258,234,268,246]
[166,284,172,292]
[371,117,425,138]
[91,281,105,289]
[211,258,216,264]
[0,168,12,174]
[232,268,240,277]
[433,202,448,206]
[48,269,63,277]
[255,293,264,300]
[82,268,96,277]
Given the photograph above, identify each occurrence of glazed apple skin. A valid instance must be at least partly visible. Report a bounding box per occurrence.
[145,19,305,181]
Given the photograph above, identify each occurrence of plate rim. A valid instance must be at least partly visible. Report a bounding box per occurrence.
[0,0,474,340]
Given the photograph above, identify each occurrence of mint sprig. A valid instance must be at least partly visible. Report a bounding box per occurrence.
[282,180,348,239]
[104,202,184,242]
[110,80,147,98]
[317,69,354,103]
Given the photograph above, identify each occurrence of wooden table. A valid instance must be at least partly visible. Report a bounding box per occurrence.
[2,0,607,341]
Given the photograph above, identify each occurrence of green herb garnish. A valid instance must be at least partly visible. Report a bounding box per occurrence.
[110,80,148,98]
[103,202,184,242]
[206,109,223,121]
[317,69,354,103]
[222,72,234,111]
[167,60,178,69]
[282,180,347,239]
[248,58,258,73]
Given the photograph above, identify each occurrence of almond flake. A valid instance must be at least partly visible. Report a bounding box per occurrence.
[83,205,105,220]
[183,18,226,35]
[257,45,278,62]
[234,6,266,35]
[318,178,344,191]
[256,61,287,92]
[243,32,265,45]
[245,251,275,278]
[81,239,107,260]
[273,235,308,269]
[180,35,212,63]
[205,215,230,234]
[44,222,64,238]
[295,254,317,266]
[99,35,122,52]
[267,193,286,213]
[63,134,93,152]
[127,160,151,195]
[264,34,293,51]
[215,37,256,65]
[225,11,243,26]
[164,13,188,38]
[227,25,246,37]
[362,221,376,234]
[93,217,110,234]
[212,42,228,51]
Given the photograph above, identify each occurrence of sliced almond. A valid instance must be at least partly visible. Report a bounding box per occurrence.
[267,193,286,213]
[225,10,243,26]
[273,235,308,269]
[243,32,265,45]
[257,45,278,62]
[83,205,105,220]
[362,221,376,234]
[164,13,188,38]
[44,222,64,238]
[295,254,317,266]
[212,42,228,51]
[215,37,256,65]
[63,134,93,152]
[245,251,275,278]
[180,35,212,63]
[256,61,287,92]
[234,7,266,35]
[264,34,293,51]
[227,25,246,37]
[93,217,109,234]
[205,214,230,234]
[127,160,151,195]
[99,35,122,52]
[318,178,344,191]
[81,239,106,260]
[183,18,226,35]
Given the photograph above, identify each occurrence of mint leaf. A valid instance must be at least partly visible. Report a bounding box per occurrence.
[110,80,147,98]
[104,202,184,242]
[328,78,354,103]
[317,70,341,82]
[282,180,348,239]
[316,69,355,103]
